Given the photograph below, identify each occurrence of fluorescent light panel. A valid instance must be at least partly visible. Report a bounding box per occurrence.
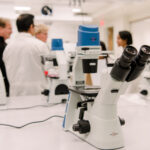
[14,6,31,11]
[72,8,81,13]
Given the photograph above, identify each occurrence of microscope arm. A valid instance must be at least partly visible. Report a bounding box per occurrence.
[72,47,100,87]
[55,51,68,80]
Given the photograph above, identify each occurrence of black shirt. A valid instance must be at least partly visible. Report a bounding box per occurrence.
[0,36,9,96]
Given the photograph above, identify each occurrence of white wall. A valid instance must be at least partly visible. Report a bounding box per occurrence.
[131,19,150,50]
[0,3,15,19]
[48,22,78,43]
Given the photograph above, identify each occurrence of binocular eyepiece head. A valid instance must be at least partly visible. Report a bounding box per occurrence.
[111,45,150,82]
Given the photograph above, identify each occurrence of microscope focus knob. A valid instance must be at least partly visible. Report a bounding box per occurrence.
[119,117,125,126]
[41,89,49,96]
[72,120,90,134]
[140,90,148,96]
[72,124,80,131]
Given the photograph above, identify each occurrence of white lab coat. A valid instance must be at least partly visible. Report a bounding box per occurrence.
[3,32,50,96]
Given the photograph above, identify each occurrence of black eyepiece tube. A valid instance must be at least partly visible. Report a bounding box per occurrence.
[126,45,150,82]
[110,46,137,81]
[136,45,150,65]
[119,46,137,68]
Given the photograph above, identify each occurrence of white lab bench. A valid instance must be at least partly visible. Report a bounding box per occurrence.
[0,94,149,150]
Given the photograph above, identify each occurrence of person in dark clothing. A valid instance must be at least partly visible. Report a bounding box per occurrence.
[100,41,107,51]
[99,41,108,59]
[0,18,12,96]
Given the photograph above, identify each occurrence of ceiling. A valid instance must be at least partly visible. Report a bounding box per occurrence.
[0,0,149,22]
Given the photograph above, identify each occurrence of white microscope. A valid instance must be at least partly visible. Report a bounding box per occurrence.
[63,25,150,150]
[42,39,69,104]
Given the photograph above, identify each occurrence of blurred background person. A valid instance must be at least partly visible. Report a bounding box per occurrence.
[0,18,12,96]
[117,30,133,49]
[99,41,107,59]
[35,24,48,43]
[100,41,107,51]
[3,14,49,96]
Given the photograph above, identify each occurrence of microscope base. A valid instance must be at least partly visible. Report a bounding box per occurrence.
[48,78,69,103]
[65,114,124,150]
[63,90,124,150]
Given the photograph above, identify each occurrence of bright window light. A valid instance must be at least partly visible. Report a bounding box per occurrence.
[72,8,81,13]
[14,6,31,11]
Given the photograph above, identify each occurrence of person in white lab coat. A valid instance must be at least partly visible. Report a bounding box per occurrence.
[35,24,48,43]
[3,14,50,96]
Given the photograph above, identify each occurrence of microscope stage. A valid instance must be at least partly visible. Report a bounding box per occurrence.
[69,86,100,97]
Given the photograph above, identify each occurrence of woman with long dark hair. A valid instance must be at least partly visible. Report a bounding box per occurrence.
[117,31,133,48]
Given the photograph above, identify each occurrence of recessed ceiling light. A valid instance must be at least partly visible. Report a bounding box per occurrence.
[14,6,31,11]
[72,8,81,13]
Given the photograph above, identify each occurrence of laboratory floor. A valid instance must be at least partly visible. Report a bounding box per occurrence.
[0,94,149,150]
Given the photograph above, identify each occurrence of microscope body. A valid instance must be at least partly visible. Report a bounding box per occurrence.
[47,39,69,103]
[63,38,150,149]
[63,67,126,149]
[72,46,100,87]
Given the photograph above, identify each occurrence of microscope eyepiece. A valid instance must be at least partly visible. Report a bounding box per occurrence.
[110,46,137,81]
[124,46,137,57]
[119,46,137,68]
[126,45,150,82]
[136,45,150,65]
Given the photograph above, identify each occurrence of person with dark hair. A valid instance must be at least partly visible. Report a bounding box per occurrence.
[117,31,133,48]
[0,18,12,96]
[16,14,34,33]
[3,14,49,96]
[100,41,107,51]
